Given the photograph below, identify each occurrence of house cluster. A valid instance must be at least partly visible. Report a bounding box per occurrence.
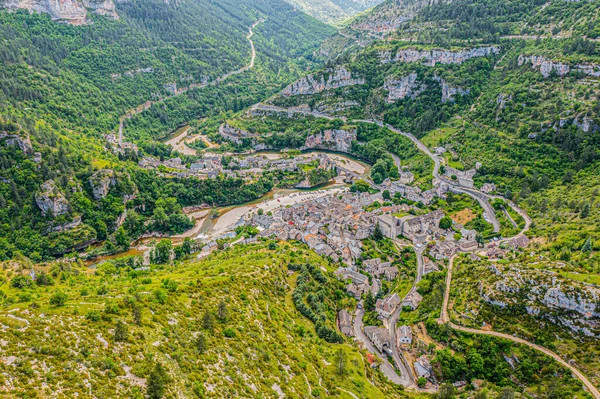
[443,166,477,188]
[254,192,390,265]
[381,178,444,206]
[377,209,445,244]
[363,258,399,281]
[137,152,335,180]
[104,133,138,155]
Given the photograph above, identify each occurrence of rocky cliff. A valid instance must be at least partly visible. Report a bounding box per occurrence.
[304,129,356,153]
[89,169,116,200]
[280,67,365,97]
[1,0,118,25]
[35,180,70,217]
[481,263,600,337]
[383,73,424,102]
[380,46,500,65]
[518,54,600,78]
[0,131,32,154]
[434,77,469,103]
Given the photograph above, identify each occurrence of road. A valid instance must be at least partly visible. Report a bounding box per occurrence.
[353,308,410,386]
[440,256,600,399]
[116,19,264,145]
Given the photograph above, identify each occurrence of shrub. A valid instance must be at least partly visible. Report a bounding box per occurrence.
[11,275,32,289]
[49,292,67,307]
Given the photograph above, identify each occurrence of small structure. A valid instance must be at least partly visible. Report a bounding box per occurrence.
[375,293,401,318]
[337,309,353,336]
[397,325,412,347]
[364,326,391,353]
[414,355,433,380]
[402,290,423,310]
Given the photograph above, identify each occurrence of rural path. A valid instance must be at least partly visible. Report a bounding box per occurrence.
[117,19,264,144]
[440,256,600,399]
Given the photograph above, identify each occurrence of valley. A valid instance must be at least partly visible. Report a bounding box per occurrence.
[0,0,599,398]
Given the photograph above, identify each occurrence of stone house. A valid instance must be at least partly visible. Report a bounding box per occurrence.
[376,293,401,318]
[337,309,353,336]
[397,325,412,347]
[402,290,423,310]
[364,326,391,353]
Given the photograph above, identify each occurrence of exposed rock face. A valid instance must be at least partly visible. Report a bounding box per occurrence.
[436,78,469,103]
[518,55,570,78]
[518,55,600,78]
[89,169,116,200]
[383,73,425,102]
[0,131,32,154]
[304,129,356,153]
[496,93,512,111]
[35,180,70,217]
[481,263,600,337]
[1,0,117,25]
[280,67,365,97]
[380,46,500,65]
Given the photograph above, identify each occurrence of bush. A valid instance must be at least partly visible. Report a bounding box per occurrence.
[11,275,32,289]
[86,310,101,322]
[223,328,236,338]
[49,292,67,307]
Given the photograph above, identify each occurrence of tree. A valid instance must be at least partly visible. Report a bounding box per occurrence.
[474,391,487,399]
[438,383,455,399]
[439,216,453,230]
[202,311,214,331]
[500,387,515,399]
[114,320,128,342]
[49,291,67,307]
[352,180,370,193]
[580,203,590,218]
[146,362,167,399]
[195,333,206,355]
[153,239,173,264]
[382,190,391,200]
[417,377,427,388]
[257,208,264,216]
[335,348,347,376]
[364,291,376,311]
[115,227,129,247]
[373,222,384,241]
[35,271,53,286]
[582,237,593,253]
[217,300,229,322]
[132,304,142,325]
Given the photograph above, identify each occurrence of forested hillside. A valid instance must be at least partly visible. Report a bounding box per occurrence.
[285,0,384,24]
[0,0,334,260]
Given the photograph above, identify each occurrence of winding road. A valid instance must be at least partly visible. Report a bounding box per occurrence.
[247,103,600,396]
[117,19,264,145]
[440,256,600,398]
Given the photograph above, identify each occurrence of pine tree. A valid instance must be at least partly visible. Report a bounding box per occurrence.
[195,333,206,355]
[146,362,166,399]
[335,348,347,376]
[132,304,142,325]
[202,311,214,331]
[580,203,590,218]
[217,300,229,322]
[114,320,128,342]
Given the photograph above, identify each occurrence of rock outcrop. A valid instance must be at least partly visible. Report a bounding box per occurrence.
[435,77,469,103]
[480,263,600,337]
[383,73,425,102]
[518,54,600,78]
[280,67,365,97]
[380,46,500,66]
[0,131,32,154]
[35,180,70,217]
[89,169,116,200]
[1,0,117,25]
[304,129,356,153]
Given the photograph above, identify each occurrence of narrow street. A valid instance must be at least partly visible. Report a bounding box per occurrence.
[353,308,410,386]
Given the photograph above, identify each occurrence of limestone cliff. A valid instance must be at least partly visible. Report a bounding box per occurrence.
[380,46,500,65]
[89,169,116,200]
[518,54,600,78]
[481,263,600,337]
[1,0,118,25]
[0,131,32,154]
[35,180,70,217]
[280,67,365,97]
[434,77,469,103]
[383,73,424,102]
